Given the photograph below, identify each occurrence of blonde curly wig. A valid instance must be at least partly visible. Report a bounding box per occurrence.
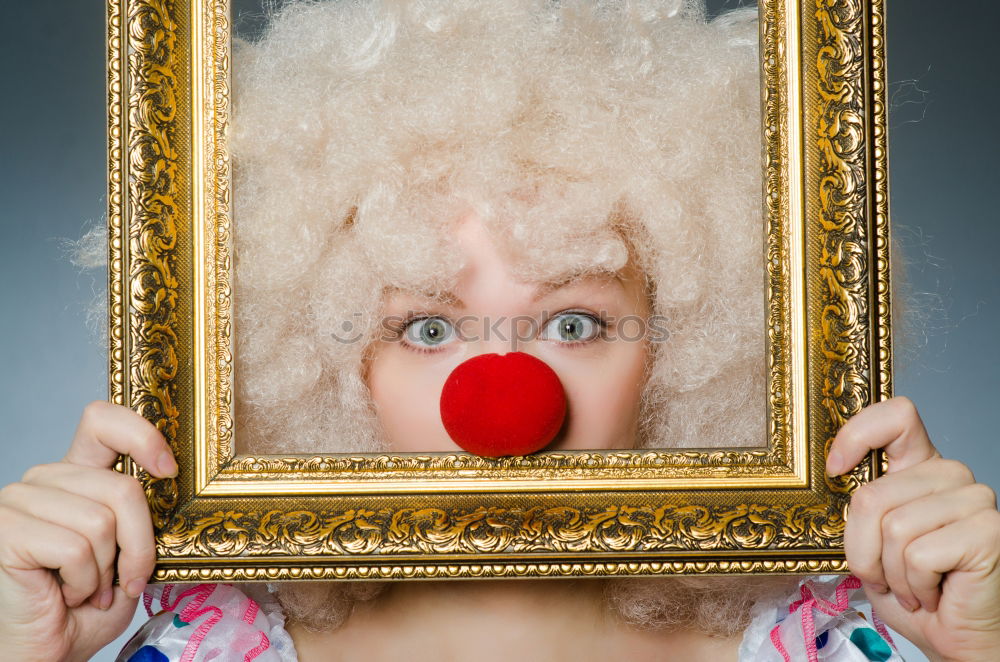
[231,0,766,458]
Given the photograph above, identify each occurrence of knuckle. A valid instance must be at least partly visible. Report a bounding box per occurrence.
[937,458,975,484]
[903,543,932,573]
[837,424,865,451]
[64,535,95,568]
[978,508,1000,533]
[86,504,117,541]
[20,463,49,484]
[845,555,882,583]
[844,540,882,583]
[80,400,112,429]
[881,511,909,542]
[891,396,918,419]
[968,483,998,509]
[849,484,880,515]
[121,539,157,577]
[19,466,36,483]
[0,482,23,505]
[110,474,146,503]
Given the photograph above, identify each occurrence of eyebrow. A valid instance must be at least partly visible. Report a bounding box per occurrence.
[392,271,623,309]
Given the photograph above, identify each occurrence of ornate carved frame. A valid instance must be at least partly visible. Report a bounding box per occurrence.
[107,0,892,582]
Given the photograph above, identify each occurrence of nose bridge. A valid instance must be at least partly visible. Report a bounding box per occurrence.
[469,312,526,355]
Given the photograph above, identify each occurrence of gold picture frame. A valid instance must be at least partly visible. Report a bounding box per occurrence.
[107,0,891,582]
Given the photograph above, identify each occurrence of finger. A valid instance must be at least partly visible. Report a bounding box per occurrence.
[21,463,156,599]
[845,457,976,593]
[0,506,100,608]
[67,586,142,658]
[904,509,1000,615]
[828,396,939,476]
[0,482,118,609]
[880,483,997,612]
[65,400,176,478]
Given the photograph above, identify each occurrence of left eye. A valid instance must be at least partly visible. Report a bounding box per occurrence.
[404,316,456,348]
[540,312,602,344]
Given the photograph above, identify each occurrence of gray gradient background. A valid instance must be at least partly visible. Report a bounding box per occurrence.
[1,2,996,660]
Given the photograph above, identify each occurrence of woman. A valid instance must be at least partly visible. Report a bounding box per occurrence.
[1,1,997,660]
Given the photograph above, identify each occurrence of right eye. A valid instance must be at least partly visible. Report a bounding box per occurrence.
[403,316,456,351]
[539,311,603,345]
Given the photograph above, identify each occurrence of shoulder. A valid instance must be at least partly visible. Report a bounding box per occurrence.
[116,583,298,662]
[739,575,905,661]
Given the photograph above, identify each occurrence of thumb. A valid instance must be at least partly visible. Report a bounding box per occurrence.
[827,397,937,476]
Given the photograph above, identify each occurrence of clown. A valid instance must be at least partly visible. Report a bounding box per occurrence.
[226,0,776,639]
[1,2,999,661]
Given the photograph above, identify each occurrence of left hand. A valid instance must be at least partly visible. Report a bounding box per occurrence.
[828,396,1000,662]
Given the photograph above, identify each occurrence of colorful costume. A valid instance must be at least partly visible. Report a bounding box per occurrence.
[117,577,902,662]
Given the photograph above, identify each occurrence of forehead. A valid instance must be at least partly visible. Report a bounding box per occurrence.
[384,269,632,309]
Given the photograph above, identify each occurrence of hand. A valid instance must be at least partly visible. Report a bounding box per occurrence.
[0,401,177,662]
[828,396,1000,662]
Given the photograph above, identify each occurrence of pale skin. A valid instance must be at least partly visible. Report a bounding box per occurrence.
[368,214,651,453]
[1,222,999,660]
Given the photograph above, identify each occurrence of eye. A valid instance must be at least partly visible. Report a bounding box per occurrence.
[403,316,456,350]
[540,312,603,344]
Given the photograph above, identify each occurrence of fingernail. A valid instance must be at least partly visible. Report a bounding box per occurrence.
[826,450,844,476]
[126,578,147,599]
[870,583,889,594]
[896,594,918,612]
[157,450,178,477]
[63,586,82,608]
[99,588,114,610]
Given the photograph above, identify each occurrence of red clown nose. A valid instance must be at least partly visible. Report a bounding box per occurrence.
[439,352,567,457]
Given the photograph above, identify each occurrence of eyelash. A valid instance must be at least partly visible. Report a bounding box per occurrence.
[397,314,456,355]
[395,309,609,354]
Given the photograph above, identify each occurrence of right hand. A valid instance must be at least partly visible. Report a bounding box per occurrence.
[0,400,177,662]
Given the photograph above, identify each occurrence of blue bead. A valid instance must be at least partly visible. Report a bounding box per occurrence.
[127,646,170,662]
[815,631,829,649]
